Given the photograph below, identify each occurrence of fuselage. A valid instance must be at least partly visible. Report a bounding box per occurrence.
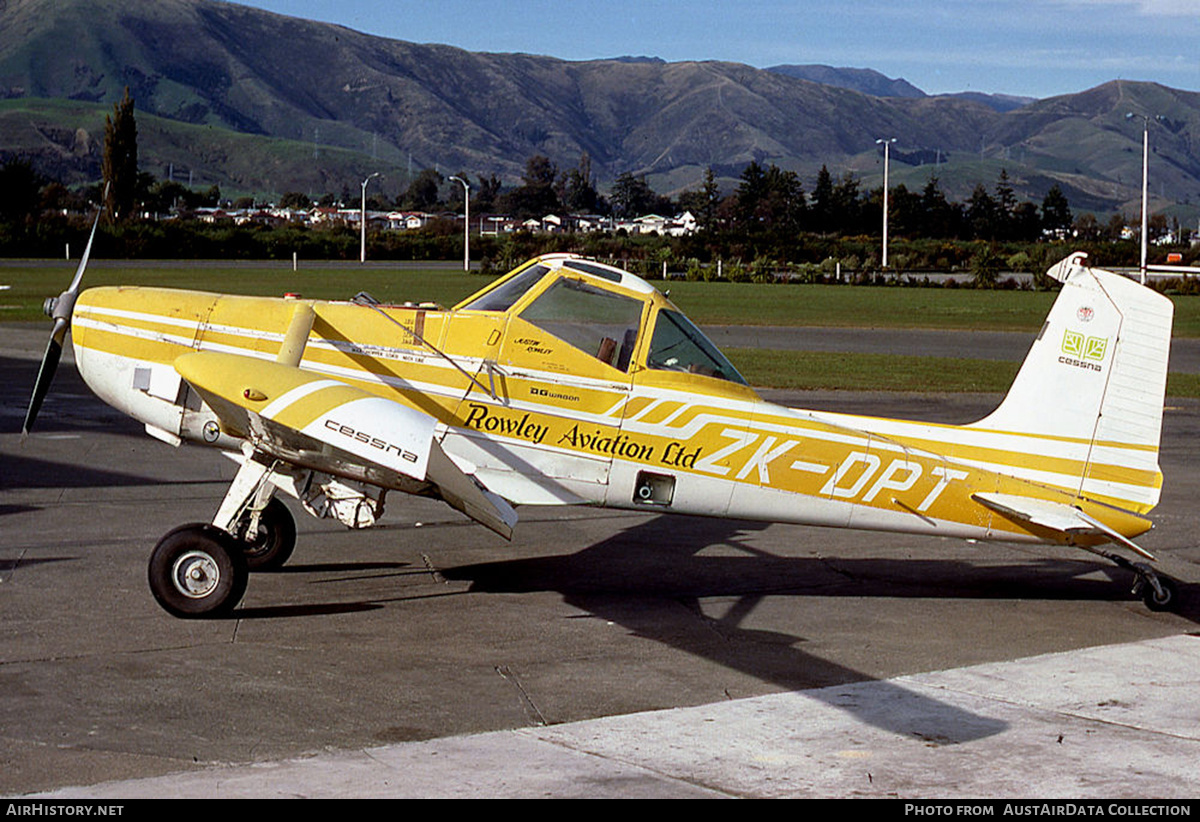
[66,256,1156,547]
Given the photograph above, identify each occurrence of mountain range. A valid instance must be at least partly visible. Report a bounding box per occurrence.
[1,0,1198,218]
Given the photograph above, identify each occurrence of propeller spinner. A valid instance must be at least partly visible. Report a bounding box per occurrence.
[23,191,105,436]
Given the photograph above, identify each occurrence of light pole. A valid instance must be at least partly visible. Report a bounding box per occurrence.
[360,172,380,263]
[1126,113,1163,284]
[448,175,470,272]
[876,138,896,269]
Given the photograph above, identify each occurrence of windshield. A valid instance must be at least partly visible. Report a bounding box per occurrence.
[646,309,747,384]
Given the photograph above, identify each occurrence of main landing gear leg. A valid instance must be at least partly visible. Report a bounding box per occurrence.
[1081,545,1181,612]
[147,453,297,618]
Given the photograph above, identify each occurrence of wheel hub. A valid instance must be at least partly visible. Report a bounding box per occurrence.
[172,551,220,598]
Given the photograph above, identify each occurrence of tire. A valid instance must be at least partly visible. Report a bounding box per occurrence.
[1142,575,1180,612]
[148,524,248,618]
[236,498,296,572]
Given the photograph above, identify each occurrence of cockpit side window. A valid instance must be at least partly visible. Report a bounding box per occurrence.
[518,278,644,371]
[647,309,748,384]
[459,264,551,312]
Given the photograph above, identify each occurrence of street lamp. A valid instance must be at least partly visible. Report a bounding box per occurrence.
[1126,112,1164,284]
[876,138,896,269]
[448,175,470,272]
[360,172,381,263]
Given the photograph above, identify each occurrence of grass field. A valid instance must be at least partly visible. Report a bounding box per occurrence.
[726,347,1200,398]
[4,259,1197,395]
[0,261,484,322]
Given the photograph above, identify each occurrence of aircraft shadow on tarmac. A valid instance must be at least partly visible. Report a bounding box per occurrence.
[0,453,228,492]
[0,354,141,438]
[446,514,1026,743]
[442,512,1197,614]
[234,512,1200,744]
[0,554,75,576]
[446,513,1199,741]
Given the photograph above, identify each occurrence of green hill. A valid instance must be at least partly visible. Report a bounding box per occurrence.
[2,0,1198,214]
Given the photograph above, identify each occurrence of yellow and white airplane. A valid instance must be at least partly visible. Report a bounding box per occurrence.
[25,219,1178,618]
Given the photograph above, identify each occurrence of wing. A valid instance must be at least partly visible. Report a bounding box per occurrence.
[174,351,517,539]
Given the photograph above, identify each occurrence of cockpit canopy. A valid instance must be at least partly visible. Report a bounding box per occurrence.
[457,254,747,386]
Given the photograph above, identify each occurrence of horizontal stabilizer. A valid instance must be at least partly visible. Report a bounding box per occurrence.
[972,492,1154,560]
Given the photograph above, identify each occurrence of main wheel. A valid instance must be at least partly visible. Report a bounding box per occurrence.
[148,524,248,618]
[1142,575,1180,612]
[236,498,296,572]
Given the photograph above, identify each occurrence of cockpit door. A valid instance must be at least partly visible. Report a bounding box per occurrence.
[449,274,648,504]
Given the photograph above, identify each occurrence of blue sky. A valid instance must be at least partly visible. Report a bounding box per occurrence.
[234,1,1199,99]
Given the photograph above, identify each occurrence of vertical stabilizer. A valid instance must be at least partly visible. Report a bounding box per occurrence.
[969,253,1173,513]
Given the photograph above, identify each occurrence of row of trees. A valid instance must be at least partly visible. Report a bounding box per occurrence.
[372,155,1080,246]
[356,154,672,219]
[709,162,1076,244]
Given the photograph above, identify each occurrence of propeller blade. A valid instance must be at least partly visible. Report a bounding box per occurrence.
[23,318,68,435]
[22,184,107,437]
[66,192,103,294]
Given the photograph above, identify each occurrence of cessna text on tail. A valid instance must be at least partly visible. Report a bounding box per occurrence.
[25,239,1178,617]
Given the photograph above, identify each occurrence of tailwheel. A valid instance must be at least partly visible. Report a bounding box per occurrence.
[1084,550,1184,614]
[148,524,248,618]
[235,497,297,572]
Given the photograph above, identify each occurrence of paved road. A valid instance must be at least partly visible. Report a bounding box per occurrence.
[3,325,1199,798]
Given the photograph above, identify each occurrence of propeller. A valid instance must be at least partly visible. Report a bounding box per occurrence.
[22,189,106,436]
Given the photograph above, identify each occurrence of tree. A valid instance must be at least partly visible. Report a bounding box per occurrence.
[1040,185,1073,236]
[734,161,806,232]
[698,167,721,230]
[809,165,835,234]
[1105,213,1128,241]
[1010,201,1043,241]
[0,158,42,225]
[918,176,959,238]
[1149,213,1170,242]
[559,153,600,213]
[966,184,999,240]
[970,244,1003,288]
[830,173,862,233]
[734,161,768,227]
[676,167,721,231]
[888,183,922,238]
[102,87,139,221]
[994,169,1018,216]
[400,168,443,210]
[473,173,503,212]
[610,171,662,218]
[501,155,560,216]
[1073,212,1101,241]
[145,180,189,214]
[279,191,312,210]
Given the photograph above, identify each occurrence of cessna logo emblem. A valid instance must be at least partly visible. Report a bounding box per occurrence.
[1059,329,1108,372]
[324,418,419,463]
